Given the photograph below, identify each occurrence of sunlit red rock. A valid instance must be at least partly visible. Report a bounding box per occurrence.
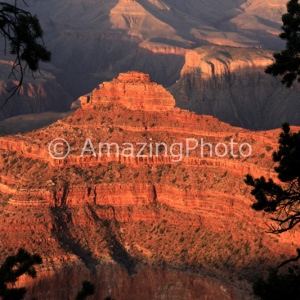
[79,71,175,111]
[0,72,299,299]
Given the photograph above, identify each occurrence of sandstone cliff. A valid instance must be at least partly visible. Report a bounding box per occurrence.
[170,46,300,130]
[0,72,299,299]
[79,71,175,111]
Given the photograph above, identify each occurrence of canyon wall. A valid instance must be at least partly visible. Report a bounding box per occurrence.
[0,72,299,299]
[170,46,300,130]
[0,60,73,120]
[0,0,290,123]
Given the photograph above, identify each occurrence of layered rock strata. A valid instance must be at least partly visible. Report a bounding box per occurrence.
[79,72,175,111]
[0,72,299,299]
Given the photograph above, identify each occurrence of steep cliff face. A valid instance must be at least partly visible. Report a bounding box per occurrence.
[170,46,300,130]
[0,60,73,120]
[79,72,175,111]
[0,72,299,299]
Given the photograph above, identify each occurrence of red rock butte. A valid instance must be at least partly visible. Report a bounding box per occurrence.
[1,71,300,299]
[79,71,176,111]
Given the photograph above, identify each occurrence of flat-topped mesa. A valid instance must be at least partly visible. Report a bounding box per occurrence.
[79,71,175,111]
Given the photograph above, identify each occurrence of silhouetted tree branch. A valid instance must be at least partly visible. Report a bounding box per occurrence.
[277,248,300,268]
[0,0,51,107]
[265,0,300,87]
[247,2,300,297]
[75,280,95,300]
[0,248,42,300]
[253,265,300,300]
[245,123,300,234]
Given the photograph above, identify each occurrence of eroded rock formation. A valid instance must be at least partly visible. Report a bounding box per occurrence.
[170,46,300,130]
[0,0,290,122]
[79,71,175,111]
[0,73,299,299]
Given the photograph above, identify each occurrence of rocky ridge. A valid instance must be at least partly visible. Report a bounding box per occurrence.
[0,72,299,299]
[170,46,300,130]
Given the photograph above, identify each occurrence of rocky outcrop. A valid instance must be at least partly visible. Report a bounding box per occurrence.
[0,73,299,299]
[139,43,189,55]
[180,47,273,79]
[170,45,300,130]
[79,71,176,111]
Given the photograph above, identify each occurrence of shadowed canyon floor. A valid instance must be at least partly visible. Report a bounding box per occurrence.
[0,72,299,299]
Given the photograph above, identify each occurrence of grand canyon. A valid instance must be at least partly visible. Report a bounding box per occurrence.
[0,71,299,299]
[0,0,300,130]
[0,1,300,300]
